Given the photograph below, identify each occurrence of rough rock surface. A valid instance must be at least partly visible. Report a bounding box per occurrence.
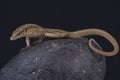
[0,39,106,80]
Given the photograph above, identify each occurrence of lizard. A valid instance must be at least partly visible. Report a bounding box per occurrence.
[10,24,119,56]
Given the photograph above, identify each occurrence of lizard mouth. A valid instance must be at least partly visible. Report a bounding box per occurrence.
[10,36,17,40]
[10,32,27,40]
[10,35,23,41]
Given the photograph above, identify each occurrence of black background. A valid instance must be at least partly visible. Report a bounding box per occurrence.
[0,0,120,80]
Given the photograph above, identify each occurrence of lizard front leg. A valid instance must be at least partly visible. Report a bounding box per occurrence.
[21,36,30,50]
[25,36,30,48]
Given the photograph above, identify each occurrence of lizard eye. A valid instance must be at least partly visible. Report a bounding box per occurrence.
[17,32,21,35]
[24,29,27,32]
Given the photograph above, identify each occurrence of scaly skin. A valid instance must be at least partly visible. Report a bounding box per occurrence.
[10,24,119,56]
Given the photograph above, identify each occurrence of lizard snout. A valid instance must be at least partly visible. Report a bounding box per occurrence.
[10,34,19,41]
[10,36,15,40]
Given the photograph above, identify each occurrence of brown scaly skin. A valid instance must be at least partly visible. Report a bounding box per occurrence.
[10,24,119,56]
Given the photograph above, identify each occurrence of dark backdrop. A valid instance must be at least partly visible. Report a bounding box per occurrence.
[0,0,120,80]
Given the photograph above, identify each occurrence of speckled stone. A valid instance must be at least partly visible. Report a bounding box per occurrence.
[0,39,106,80]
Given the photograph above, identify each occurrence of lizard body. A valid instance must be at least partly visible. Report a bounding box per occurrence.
[10,24,119,56]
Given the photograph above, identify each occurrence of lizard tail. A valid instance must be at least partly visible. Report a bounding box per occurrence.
[67,29,119,56]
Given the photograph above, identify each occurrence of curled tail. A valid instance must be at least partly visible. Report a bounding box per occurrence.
[67,29,119,56]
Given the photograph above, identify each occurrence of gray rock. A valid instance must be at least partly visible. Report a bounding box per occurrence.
[0,39,106,80]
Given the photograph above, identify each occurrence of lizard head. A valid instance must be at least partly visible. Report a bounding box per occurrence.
[10,24,41,40]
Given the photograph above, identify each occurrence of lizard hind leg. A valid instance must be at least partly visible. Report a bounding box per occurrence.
[32,31,45,45]
[33,36,44,45]
[26,36,30,47]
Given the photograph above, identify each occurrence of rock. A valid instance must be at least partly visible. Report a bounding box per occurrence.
[0,39,106,80]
